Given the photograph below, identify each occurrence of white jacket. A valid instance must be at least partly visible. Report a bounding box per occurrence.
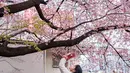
[59,58,72,73]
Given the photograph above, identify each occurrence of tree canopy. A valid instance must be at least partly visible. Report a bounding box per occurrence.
[0,0,130,72]
[0,0,130,66]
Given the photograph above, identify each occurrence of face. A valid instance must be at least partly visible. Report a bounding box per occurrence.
[69,66,76,72]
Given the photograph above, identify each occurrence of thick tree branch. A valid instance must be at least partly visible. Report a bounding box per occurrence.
[0,24,130,57]
[0,0,40,17]
[35,5,64,30]
[0,0,63,30]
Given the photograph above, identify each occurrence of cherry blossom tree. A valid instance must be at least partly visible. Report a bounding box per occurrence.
[0,0,130,72]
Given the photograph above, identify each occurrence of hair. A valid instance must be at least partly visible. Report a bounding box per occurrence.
[74,65,82,73]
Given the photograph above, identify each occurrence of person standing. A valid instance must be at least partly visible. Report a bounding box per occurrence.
[59,53,82,73]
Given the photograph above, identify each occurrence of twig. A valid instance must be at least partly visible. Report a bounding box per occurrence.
[100,32,130,67]
[75,45,90,62]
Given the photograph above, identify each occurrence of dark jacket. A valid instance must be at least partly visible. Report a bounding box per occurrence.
[74,65,82,73]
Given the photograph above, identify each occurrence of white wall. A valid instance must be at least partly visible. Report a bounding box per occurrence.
[46,51,61,73]
[0,52,44,73]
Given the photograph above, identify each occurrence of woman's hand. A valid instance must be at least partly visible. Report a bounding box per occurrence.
[62,52,75,60]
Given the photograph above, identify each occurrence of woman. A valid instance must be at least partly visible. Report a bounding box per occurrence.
[59,53,82,73]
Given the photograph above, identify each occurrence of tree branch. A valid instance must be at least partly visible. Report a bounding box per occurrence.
[75,45,90,61]
[100,32,130,67]
[35,5,64,30]
[50,13,129,41]
[0,0,63,30]
[0,28,40,45]
[0,24,130,57]
[0,0,40,17]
